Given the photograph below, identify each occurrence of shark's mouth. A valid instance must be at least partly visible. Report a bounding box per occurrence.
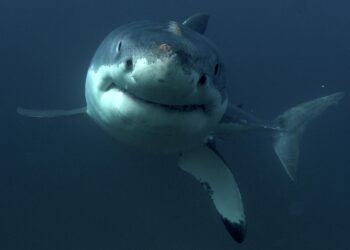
[106,82,206,112]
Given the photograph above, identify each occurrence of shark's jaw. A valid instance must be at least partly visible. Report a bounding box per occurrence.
[85,62,227,153]
[104,81,207,113]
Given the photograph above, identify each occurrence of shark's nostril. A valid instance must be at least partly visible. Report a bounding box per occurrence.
[125,58,133,71]
[198,74,207,86]
[105,82,117,91]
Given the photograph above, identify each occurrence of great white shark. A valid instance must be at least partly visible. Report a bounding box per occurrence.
[18,13,345,243]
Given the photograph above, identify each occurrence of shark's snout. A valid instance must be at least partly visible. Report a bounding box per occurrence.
[124,54,202,105]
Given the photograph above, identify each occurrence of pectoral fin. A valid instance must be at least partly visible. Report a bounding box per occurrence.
[178,146,246,243]
[17,107,87,118]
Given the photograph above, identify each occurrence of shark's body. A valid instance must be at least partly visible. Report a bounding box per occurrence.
[18,14,345,243]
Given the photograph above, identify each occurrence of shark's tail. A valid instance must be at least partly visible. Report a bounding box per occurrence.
[272,92,345,180]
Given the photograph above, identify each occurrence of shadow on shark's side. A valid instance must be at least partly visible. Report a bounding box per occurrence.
[17,13,345,244]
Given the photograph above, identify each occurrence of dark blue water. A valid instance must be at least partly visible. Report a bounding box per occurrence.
[1,0,350,249]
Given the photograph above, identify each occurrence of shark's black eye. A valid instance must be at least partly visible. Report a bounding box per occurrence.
[198,74,207,86]
[214,64,219,75]
[125,58,133,71]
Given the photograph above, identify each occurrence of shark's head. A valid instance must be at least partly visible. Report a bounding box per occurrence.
[85,17,227,152]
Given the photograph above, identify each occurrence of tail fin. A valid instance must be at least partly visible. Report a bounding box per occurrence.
[272,92,345,181]
[17,107,87,118]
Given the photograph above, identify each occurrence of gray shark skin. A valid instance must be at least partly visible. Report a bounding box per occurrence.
[17,13,345,244]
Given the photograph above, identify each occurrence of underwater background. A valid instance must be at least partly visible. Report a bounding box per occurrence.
[1,0,350,249]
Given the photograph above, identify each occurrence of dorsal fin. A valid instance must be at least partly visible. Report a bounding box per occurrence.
[182,13,210,34]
